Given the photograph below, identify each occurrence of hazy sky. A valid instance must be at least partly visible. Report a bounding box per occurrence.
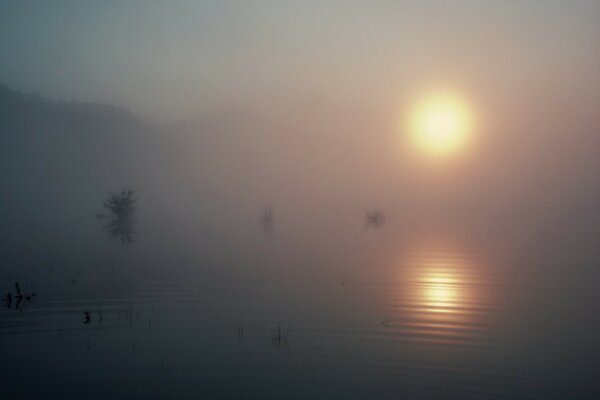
[1,0,599,120]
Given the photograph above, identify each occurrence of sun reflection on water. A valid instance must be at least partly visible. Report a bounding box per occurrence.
[384,246,504,347]
[422,271,458,311]
[396,251,485,324]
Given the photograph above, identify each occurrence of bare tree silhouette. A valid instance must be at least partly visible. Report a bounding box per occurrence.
[260,204,274,237]
[364,209,384,229]
[98,187,138,244]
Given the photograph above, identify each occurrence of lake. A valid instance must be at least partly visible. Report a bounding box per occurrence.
[2,233,599,399]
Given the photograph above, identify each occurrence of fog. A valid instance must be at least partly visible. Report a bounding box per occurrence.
[2,2,600,398]
[2,73,599,282]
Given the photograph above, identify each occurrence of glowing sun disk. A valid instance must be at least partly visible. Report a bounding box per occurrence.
[408,92,474,157]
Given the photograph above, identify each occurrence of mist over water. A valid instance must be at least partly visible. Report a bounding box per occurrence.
[2,1,600,398]
[2,81,600,399]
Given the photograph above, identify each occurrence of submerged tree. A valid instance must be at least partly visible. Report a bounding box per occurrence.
[260,204,273,237]
[364,209,384,229]
[98,187,138,244]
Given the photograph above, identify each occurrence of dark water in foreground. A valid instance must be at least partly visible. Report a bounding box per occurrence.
[2,243,600,399]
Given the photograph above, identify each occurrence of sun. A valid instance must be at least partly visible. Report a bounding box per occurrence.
[408,91,474,157]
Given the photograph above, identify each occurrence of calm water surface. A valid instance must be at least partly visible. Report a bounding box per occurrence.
[2,242,599,399]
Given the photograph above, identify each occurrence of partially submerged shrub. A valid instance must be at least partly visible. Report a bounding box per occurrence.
[100,187,138,244]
